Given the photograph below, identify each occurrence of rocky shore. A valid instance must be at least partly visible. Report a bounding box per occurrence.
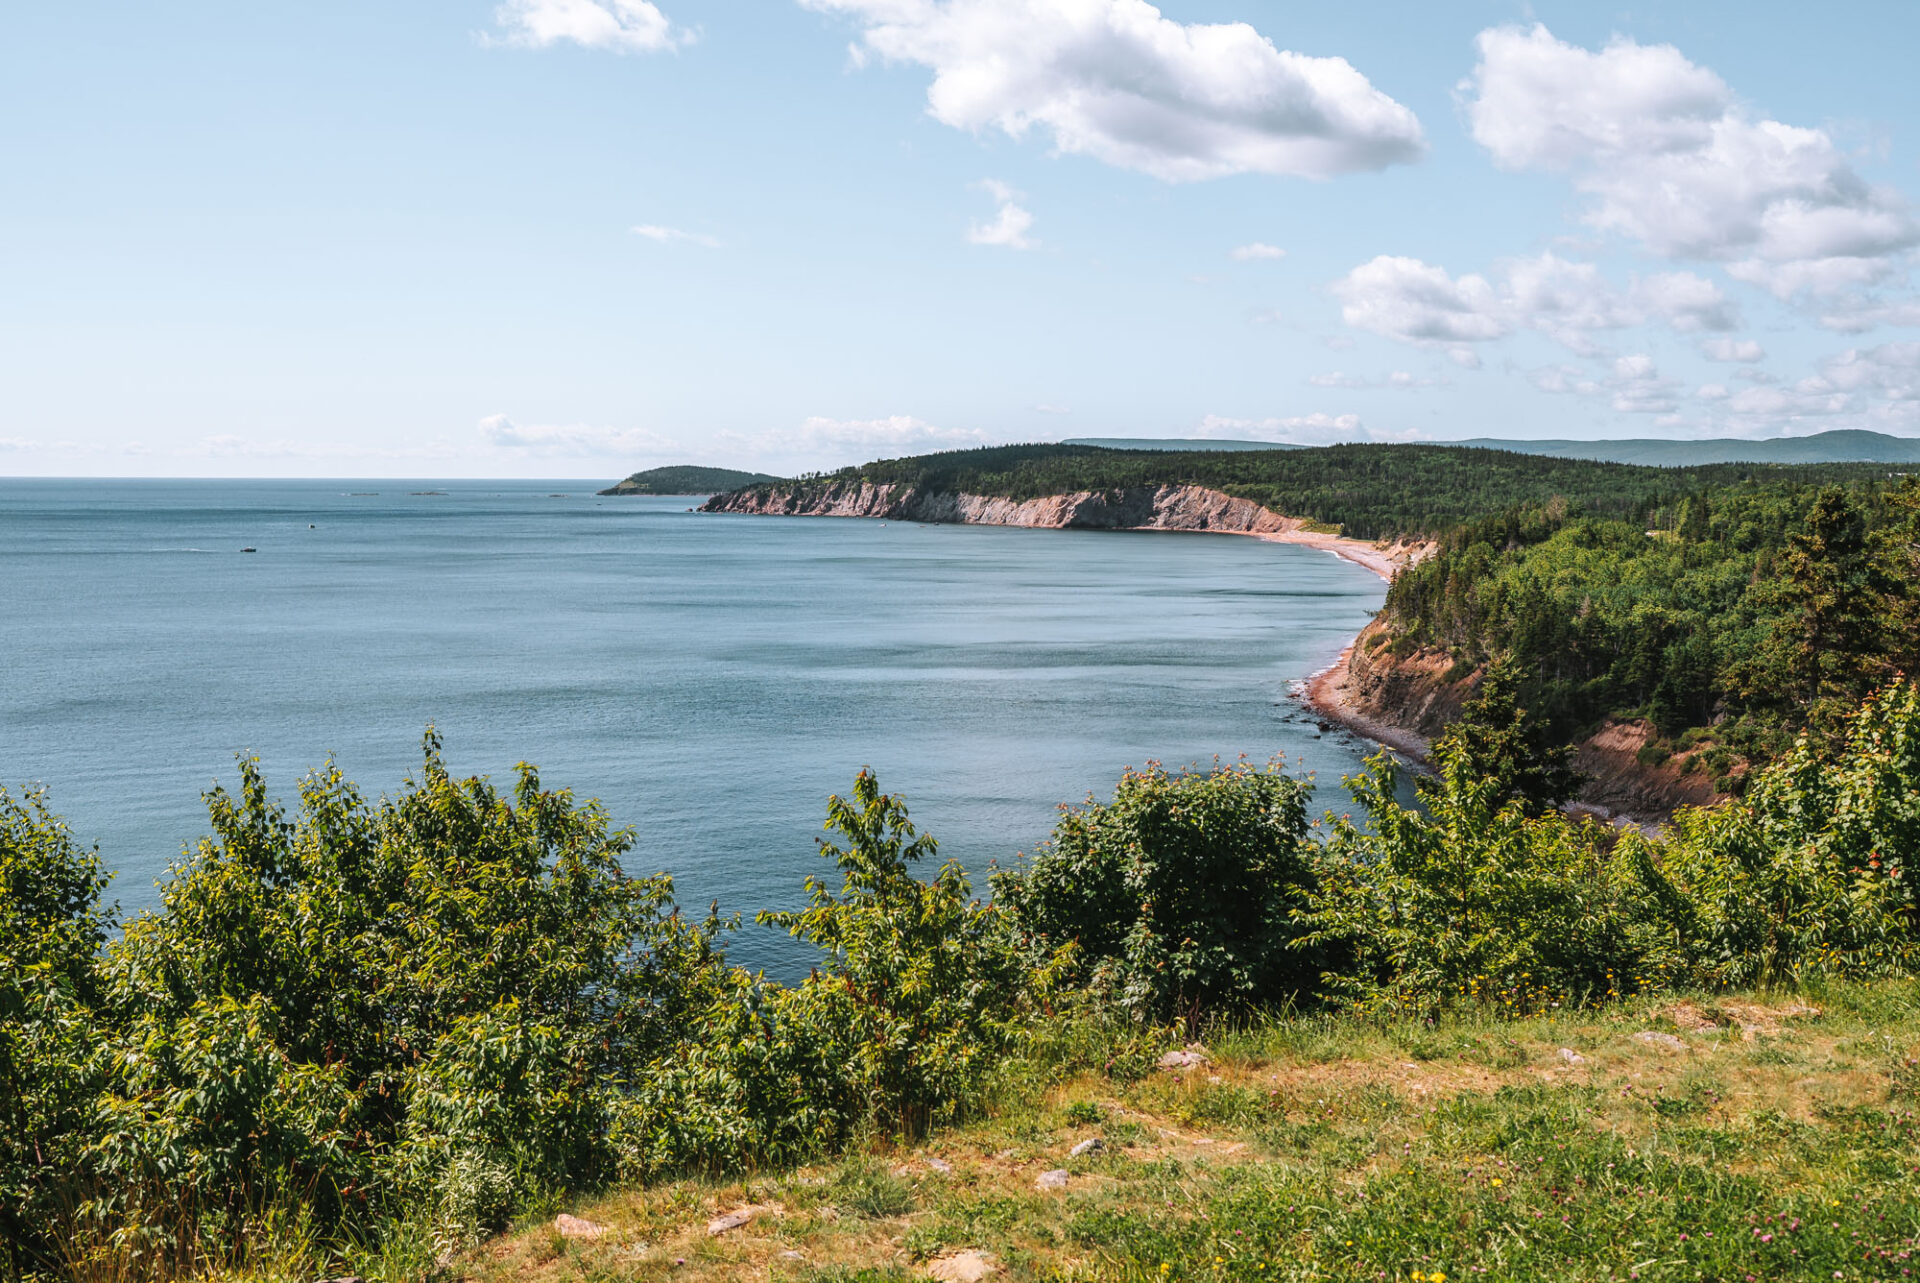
[706,480,1706,824]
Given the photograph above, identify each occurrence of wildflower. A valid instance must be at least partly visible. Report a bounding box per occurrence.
[1492,1179,1503,1187]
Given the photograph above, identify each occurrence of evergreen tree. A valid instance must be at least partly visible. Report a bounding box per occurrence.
[1423,658,1583,817]
[1752,486,1891,720]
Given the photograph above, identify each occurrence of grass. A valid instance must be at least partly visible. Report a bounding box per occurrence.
[451,982,1920,1282]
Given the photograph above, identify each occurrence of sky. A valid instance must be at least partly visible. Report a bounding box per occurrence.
[6,1,1920,478]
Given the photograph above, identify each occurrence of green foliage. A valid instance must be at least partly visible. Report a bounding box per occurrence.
[1428,659,1582,816]
[760,768,1026,1138]
[0,786,114,1277]
[1303,749,1647,1017]
[720,441,1895,541]
[993,760,1322,1025]
[1386,473,1920,767]
[1627,680,1920,986]
[12,678,1920,1275]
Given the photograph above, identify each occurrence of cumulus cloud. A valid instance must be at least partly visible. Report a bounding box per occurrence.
[1231,242,1286,261]
[966,180,1036,249]
[1333,256,1509,346]
[804,0,1425,181]
[1334,251,1734,357]
[631,224,721,248]
[1464,24,1919,314]
[1701,337,1765,363]
[1806,341,1920,399]
[490,0,688,52]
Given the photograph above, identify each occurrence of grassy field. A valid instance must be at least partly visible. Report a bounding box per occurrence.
[449,982,1920,1283]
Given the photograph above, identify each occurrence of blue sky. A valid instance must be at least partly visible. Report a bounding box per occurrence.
[5,1,1920,477]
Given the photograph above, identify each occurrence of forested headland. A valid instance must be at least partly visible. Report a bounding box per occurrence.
[715,442,1920,801]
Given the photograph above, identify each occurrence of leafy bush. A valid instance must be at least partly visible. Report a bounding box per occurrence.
[1303,741,1646,1017]
[760,768,1026,1138]
[993,760,1322,1025]
[1627,680,1920,986]
[0,786,114,1276]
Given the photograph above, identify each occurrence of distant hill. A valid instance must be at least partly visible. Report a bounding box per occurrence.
[1058,430,1920,466]
[1062,437,1302,452]
[599,465,783,495]
[1449,429,1920,467]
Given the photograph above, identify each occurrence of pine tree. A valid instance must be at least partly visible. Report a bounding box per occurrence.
[1423,657,1583,817]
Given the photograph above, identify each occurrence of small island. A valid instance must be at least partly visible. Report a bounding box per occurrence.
[598,465,783,496]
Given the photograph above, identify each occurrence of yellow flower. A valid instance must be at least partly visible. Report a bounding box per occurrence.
[1491,1178,1503,1187]
[1433,1274,1447,1283]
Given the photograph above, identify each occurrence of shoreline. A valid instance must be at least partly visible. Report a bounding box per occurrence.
[1242,527,1435,761]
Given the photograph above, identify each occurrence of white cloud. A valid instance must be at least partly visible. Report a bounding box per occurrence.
[1464,24,1919,317]
[1033,403,1072,414]
[804,0,1426,181]
[966,180,1036,249]
[1634,271,1738,332]
[1701,337,1765,363]
[479,414,678,455]
[782,414,995,454]
[1335,251,1740,358]
[490,0,688,52]
[1230,242,1286,261]
[631,224,721,248]
[1307,370,1446,391]
[1808,342,1920,398]
[1333,256,1509,346]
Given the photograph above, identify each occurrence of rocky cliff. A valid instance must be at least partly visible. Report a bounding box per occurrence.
[1328,621,1725,823]
[704,480,1315,536]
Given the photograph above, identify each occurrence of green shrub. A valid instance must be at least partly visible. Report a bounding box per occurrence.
[993,760,1322,1026]
[1626,680,1920,985]
[0,786,115,1276]
[760,769,1027,1138]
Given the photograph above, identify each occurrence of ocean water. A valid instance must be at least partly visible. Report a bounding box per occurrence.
[1,479,1389,974]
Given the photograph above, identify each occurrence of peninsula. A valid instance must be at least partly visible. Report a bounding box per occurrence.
[696,441,1919,823]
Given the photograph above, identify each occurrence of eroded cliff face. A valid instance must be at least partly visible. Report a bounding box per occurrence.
[703,481,1313,536]
[1332,621,1726,823]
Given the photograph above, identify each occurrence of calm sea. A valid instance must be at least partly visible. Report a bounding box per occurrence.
[1,479,1388,974]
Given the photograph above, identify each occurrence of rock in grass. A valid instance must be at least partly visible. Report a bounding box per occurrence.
[708,1206,760,1235]
[555,1213,608,1240]
[1558,1047,1586,1064]
[926,1156,954,1174]
[1035,1169,1070,1190]
[1631,1031,1688,1053]
[926,1250,998,1281]
[1069,1137,1104,1158]
[1157,1044,1211,1071]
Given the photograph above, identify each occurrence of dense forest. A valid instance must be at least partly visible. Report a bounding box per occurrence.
[749,441,1898,540]
[1383,475,1920,781]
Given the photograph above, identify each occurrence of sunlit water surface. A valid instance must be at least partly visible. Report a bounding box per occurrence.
[1,480,1390,974]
